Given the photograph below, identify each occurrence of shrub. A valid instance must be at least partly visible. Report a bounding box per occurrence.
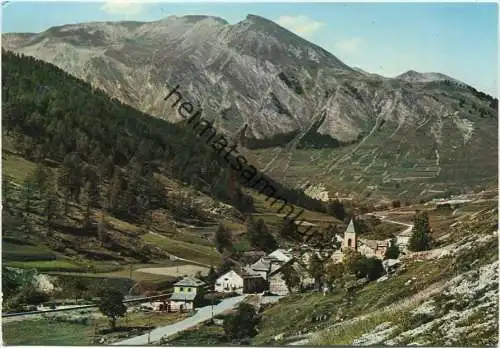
[363,258,384,281]
[344,249,384,281]
[223,303,259,341]
[392,200,401,208]
[384,239,400,259]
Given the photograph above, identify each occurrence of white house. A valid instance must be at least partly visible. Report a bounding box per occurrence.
[215,270,244,294]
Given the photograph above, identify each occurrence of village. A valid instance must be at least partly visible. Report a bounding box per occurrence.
[142,217,410,314]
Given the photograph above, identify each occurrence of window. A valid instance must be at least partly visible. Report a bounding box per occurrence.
[347,239,352,247]
[187,287,192,292]
[179,287,184,292]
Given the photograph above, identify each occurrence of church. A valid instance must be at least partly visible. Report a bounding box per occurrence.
[331,218,392,263]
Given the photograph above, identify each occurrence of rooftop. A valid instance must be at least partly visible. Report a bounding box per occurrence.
[170,292,197,301]
[345,219,356,234]
[174,276,206,287]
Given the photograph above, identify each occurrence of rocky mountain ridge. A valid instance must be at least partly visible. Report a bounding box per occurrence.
[3,14,497,200]
[396,70,464,85]
[4,14,495,141]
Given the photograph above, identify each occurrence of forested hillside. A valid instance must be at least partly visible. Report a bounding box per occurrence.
[2,50,328,212]
[2,51,333,269]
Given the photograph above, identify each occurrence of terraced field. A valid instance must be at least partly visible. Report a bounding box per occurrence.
[249,117,497,203]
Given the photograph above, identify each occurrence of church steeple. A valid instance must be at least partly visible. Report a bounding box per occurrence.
[342,219,357,251]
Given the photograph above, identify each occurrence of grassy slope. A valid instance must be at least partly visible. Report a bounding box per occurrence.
[142,233,220,266]
[4,141,342,278]
[254,201,498,345]
[3,319,93,345]
[254,256,454,344]
[3,146,225,279]
[249,188,342,234]
[2,311,187,345]
[162,322,227,345]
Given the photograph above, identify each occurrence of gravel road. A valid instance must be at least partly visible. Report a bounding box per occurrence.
[114,295,247,345]
[136,265,209,277]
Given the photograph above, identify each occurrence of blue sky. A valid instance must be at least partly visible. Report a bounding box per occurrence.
[2,2,498,96]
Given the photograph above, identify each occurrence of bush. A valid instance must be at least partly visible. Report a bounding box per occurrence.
[384,240,400,260]
[344,249,384,281]
[343,249,366,278]
[391,200,401,208]
[18,285,49,305]
[223,303,259,341]
[5,284,49,312]
[363,258,384,281]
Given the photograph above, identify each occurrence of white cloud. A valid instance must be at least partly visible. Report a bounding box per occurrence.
[334,37,363,53]
[100,1,147,17]
[276,15,325,37]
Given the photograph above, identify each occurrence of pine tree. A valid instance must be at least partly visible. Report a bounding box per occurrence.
[32,164,50,195]
[327,199,346,221]
[207,266,217,285]
[21,177,37,213]
[108,170,125,216]
[97,213,107,246]
[325,261,344,288]
[3,176,16,213]
[246,217,277,252]
[43,190,60,229]
[81,182,93,234]
[408,211,431,251]
[384,239,400,259]
[214,223,232,253]
[280,217,299,240]
[308,253,325,289]
[59,153,84,202]
[98,156,114,179]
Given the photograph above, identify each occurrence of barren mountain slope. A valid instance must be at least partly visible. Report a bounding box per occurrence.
[3,14,497,200]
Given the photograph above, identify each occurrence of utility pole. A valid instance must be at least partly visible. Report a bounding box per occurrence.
[129,264,133,280]
[91,320,98,344]
[147,315,152,344]
[211,292,214,323]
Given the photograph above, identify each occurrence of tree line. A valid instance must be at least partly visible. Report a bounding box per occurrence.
[2,50,333,223]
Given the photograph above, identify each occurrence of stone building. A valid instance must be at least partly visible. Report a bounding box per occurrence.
[331,218,394,262]
[268,259,314,296]
[249,248,292,280]
[357,239,390,259]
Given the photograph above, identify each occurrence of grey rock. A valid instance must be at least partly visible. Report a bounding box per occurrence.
[3,14,496,197]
